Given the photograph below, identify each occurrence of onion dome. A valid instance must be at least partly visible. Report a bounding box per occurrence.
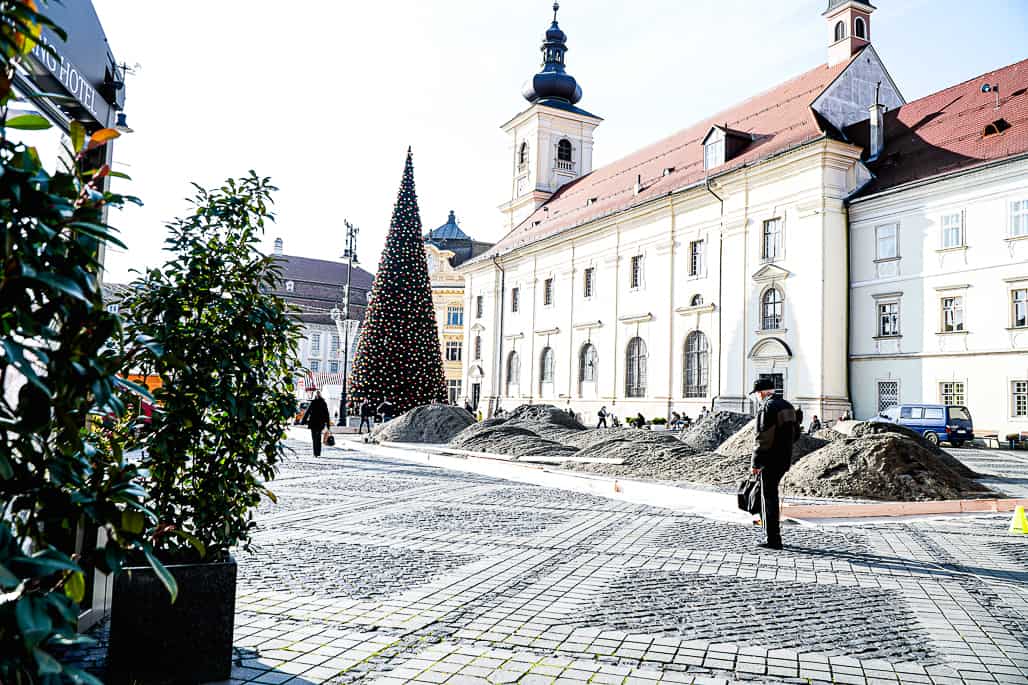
[521,3,583,105]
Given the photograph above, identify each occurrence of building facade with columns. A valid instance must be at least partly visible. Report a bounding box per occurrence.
[462,1,904,423]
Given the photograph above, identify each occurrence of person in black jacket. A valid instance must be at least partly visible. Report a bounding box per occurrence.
[301,391,331,457]
[751,379,800,550]
[377,398,395,422]
[358,399,375,434]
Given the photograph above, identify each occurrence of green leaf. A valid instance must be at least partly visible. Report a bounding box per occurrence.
[32,646,62,675]
[16,598,53,648]
[63,571,86,603]
[70,121,86,154]
[6,113,52,130]
[19,550,80,576]
[170,529,207,559]
[120,510,145,535]
[24,271,89,303]
[0,561,20,588]
[64,665,105,685]
[143,547,178,604]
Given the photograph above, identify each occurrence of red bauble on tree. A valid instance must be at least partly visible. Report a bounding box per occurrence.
[349,148,447,414]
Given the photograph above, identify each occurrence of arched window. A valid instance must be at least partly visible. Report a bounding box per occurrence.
[690,294,704,307]
[540,347,555,385]
[854,17,866,39]
[506,351,520,394]
[625,337,648,398]
[761,287,784,331]
[557,139,573,162]
[518,141,529,167]
[474,335,482,360]
[684,331,710,398]
[834,20,846,42]
[579,343,598,383]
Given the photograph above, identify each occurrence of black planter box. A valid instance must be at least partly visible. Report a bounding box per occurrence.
[107,556,237,684]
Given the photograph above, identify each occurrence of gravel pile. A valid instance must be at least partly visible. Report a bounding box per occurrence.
[371,404,474,444]
[679,411,751,450]
[449,423,578,459]
[850,421,979,478]
[448,418,507,445]
[716,419,828,461]
[782,433,992,501]
[812,426,846,442]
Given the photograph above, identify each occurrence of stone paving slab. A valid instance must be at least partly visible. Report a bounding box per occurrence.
[64,440,1028,684]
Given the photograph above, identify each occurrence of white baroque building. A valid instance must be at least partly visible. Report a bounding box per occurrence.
[462,1,1027,434]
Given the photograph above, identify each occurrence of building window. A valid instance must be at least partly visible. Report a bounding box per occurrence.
[328,360,339,374]
[854,16,866,39]
[583,267,595,298]
[543,278,554,306]
[1012,200,1028,237]
[630,255,643,289]
[446,305,464,326]
[704,135,724,171]
[1012,288,1028,328]
[1012,380,1028,418]
[689,240,705,276]
[285,280,295,293]
[476,295,484,319]
[557,139,572,162]
[761,287,784,331]
[683,331,709,398]
[939,381,965,406]
[625,337,648,398]
[106,303,120,314]
[511,287,520,313]
[474,335,482,360]
[518,141,529,168]
[579,343,598,383]
[941,296,964,333]
[690,294,704,307]
[309,359,321,372]
[540,347,555,384]
[834,20,846,41]
[447,379,462,405]
[878,381,899,413]
[941,213,964,248]
[759,373,785,398]
[875,224,899,278]
[506,351,520,394]
[445,341,463,362]
[310,333,322,355]
[878,301,900,337]
[330,334,341,357]
[762,218,783,262]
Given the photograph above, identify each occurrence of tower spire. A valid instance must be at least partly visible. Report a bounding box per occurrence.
[521,2,583,105]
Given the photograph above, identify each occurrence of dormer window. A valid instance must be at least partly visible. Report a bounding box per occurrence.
[984,119,1012,137]
[834,20,846,42]
[703,126,751,171]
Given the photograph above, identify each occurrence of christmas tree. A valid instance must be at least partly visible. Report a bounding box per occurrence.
[349,148,447,414]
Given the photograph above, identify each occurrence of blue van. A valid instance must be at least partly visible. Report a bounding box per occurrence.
[876,403,974,447]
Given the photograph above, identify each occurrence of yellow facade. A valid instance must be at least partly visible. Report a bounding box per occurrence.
[425,243,467,405]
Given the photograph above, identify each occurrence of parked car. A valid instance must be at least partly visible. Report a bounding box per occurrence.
[874,403,974,447]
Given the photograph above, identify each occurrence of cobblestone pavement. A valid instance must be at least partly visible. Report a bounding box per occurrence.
[75,439,1028,684]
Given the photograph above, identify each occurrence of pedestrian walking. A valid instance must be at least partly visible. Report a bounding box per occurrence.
[378,397,395,422]
[358,399,375,434]
[597,405,609,428]
[464,398,475,416]
[750,378,801,550]
[808,415,822,434]
[301,391,331,457]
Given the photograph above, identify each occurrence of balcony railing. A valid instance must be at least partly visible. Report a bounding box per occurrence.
[555,159,574,172]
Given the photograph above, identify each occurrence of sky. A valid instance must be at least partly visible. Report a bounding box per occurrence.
[86,0,1028,284]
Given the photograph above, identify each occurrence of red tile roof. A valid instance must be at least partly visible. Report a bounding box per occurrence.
[473,53,859,263]
[849,58,1028,196]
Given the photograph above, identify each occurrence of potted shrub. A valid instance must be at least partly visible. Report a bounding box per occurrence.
[108,174,300,683]
[651,417,668,432]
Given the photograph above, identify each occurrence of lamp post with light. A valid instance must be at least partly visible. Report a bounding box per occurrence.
[330,220,360,424]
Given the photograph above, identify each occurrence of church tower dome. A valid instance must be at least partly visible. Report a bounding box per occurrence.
[521,3,583,105]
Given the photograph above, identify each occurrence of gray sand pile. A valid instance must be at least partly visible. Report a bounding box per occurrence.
[448,418,507,445]
[449,424,577,459]
[782,433,992,501]
[850,421,978,478]
[371,404,474,444]
[503,405,585,445]
[716,419,828,460]
[680,411,751,450]
[813,426,846,443]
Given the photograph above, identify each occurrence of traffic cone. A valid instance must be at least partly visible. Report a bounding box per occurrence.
[1010,505,1028,535]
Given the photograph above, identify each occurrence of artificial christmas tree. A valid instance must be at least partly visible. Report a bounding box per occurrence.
[349,149,447,415]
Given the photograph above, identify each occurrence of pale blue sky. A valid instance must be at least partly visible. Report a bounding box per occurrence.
[92,0,1027,282]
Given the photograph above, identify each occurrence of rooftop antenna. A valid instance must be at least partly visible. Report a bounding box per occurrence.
[981,83,1000,110]
[553,2,559,21]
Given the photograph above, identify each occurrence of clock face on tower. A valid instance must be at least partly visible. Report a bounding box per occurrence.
[516,175,529,197]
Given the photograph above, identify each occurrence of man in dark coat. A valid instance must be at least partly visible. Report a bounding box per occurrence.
[301,391,331,457]
[358,399,375,434]
[377,397,395,422]
[751,378,800,550]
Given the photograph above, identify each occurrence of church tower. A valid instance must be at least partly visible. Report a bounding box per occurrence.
[499,3,602,232]
[825,0,874,66]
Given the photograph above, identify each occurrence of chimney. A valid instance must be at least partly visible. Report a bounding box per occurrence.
[634,174,643,196]
[868,82,885,161]
[273,237,283,255]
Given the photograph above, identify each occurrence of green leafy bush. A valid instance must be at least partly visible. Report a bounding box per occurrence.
[651,417,667,425]
[125,173,301,562]
[0,3,171,681]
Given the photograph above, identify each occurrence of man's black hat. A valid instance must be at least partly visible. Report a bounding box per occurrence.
[751,378,775,393]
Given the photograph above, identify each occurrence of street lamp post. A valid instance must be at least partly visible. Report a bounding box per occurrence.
[338,220,359,424]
